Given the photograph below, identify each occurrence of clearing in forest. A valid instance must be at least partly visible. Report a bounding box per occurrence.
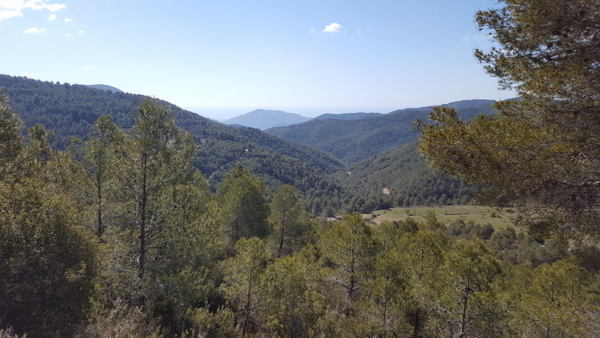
[366,205,518,230]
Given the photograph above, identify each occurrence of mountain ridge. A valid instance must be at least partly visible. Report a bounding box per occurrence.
[266,102,498,163]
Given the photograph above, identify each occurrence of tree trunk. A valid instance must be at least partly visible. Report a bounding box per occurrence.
[458,288,471,338]
[277,227,285,258]
[96,179,103,238]
[243,278,252,337]
[139,154,148,282]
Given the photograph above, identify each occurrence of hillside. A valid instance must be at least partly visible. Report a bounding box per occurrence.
[224,109,311,129]
[0,74,344,207]
[266,108,429,163]
[266,101,498,163]
[0,74,497,213]
[334,141,475,212]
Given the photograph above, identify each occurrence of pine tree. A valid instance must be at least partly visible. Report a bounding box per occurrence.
[418,0,600,236]
[317,213,376,301]
[0,178,99,337]
[217,163,271,245]
[269,184,309,257]
[116,98,196,283]
[70,115,125,238]
[0,94,22,176]
[221,237,272,337]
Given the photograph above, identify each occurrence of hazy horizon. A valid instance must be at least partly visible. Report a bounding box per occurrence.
[185,106,408,121]
[185,96,511,121]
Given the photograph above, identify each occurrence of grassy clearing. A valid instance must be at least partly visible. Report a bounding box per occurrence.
[365,205,519,230]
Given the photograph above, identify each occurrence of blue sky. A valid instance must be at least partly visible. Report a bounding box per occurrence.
[1,0,514,120]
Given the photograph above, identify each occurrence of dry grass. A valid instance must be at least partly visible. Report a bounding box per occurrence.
[366,205,518,230]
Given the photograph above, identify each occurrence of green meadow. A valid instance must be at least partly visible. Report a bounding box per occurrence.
[366,205,519,230]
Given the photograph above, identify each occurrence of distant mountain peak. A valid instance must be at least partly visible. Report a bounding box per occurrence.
[87,84,123,93]
[224,109,311,130]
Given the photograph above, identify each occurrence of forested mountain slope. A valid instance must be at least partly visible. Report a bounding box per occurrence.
[267,100,497,163]
[0,74,495,213]
[0,75,344,204]
[334,141,475,212]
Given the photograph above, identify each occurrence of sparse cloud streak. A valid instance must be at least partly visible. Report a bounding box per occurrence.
[0,10,22,20]
[322,22,342,33]
[462,33,491,41]
[23,27,47,34]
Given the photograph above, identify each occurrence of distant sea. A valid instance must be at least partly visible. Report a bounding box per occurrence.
[185,107,402,122]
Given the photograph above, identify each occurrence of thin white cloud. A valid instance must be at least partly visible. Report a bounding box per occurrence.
[47,13,55,20]
[0,0,66,21]
[23,27,46,34]
[0,10,22,20]
[463,33,492,41]
[77,30,84,34]
[323,22,342,33]
[64,17,73,22]
[82,66,96,70]
[22,0,66,11]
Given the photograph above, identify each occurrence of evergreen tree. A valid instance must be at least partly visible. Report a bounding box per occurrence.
[0,94,22,177]
[217,163,271,245]
[438,239,503,337]
[70,115,125,238]
[510,258,595,336]
[317,213,376,301]
[396,230,448,337]
[361,221,410,336]
[115,98,196,287]
[417,0,600,236]
[0,178,99,337]
[269,184,309,257]
[255,255,324,337]
[221,237,272,337]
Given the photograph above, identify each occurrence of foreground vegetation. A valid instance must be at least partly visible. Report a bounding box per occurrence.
[1,95,599,337]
